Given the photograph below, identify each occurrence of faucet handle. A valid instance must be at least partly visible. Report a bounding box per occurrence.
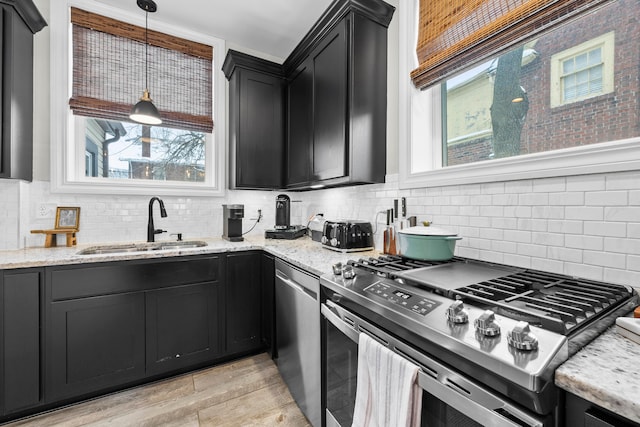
[170,233,183,241]
[154,229,167,235]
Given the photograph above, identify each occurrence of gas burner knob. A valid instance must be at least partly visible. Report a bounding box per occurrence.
[446,300,469,324]
[507,321,539,351]
[474,310,501,337]
[330,238,338,247]
[321,236,328,244]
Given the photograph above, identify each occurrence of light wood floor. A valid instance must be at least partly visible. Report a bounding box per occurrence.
[5,353,311,427]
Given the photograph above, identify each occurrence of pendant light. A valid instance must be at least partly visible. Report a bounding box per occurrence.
[130,0,162,125]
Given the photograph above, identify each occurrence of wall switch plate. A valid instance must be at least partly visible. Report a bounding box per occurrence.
[37,203,57,219]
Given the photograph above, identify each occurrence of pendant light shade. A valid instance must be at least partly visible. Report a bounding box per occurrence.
[130,0,162,125]
[131,89,162,125]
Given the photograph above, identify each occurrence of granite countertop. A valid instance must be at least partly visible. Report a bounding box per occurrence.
[555,324,640,423]
[0,234,378,277]
[4,236,639,422]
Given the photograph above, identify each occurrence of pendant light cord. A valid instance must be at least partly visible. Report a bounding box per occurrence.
[145,10,149,91]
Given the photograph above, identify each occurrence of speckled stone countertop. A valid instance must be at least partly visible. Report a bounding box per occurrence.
[4,236,638,422]
[555,323,640,423]
[0,234,378,277]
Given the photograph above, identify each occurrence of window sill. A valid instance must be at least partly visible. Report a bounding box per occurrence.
[399,137,640,190]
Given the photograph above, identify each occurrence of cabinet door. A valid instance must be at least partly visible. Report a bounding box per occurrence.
[146,282,222,375]
[286,60,313,187]
[311,20,348,182]
[235,69,284,189]
[47,293,145,402]
[1,269,42,415]
[226,252,262,354]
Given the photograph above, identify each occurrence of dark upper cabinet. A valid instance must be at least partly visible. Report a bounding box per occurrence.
[0,1,46,181]
[1,269,43,416]
[310,20,348,182]
[284,0,394,189]
[225,251,263,354]
[286,60,313,187]
[223,50,285,189]
[224,0,394,191]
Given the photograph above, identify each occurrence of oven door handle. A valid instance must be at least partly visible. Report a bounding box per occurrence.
[322,302,360,343]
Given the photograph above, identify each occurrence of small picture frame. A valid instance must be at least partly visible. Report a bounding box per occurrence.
[55,207,81,229]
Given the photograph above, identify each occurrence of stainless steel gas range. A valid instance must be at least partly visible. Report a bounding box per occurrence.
[320,256,637,427]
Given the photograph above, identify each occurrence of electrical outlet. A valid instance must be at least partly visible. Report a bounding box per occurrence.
[37,203,57,219]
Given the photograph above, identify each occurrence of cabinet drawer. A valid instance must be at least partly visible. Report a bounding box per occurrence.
[48,255,220,301]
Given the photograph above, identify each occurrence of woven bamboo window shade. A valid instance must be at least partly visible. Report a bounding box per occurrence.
[69,7,213,133]
[411,0,613,89]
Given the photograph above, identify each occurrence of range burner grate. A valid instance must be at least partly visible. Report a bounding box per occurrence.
[348,255,463,278]
[453,269,634,335]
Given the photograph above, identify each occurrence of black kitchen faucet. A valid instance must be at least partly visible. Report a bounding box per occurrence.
[147,196,167,242]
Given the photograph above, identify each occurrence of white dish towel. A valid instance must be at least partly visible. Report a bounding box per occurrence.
[352,333,423,427]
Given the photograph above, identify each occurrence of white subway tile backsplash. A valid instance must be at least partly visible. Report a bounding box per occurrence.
[565,234,604,251]
[517,242,548,258]
[532,177,565,193]
[606,172,640,190]
[604,206,640,222]
[603,237,640,255]
[628,255,640,272]
[565,262,603,281]
[583,250,626,269]
[585,191,628,206]
[565,206,603,221]
[549,192,584,206]
[518,193,549,205]
[566,175,606,192]
[583,221,627,237]
[3,169,639,287]
[603,268,640,287]
[531,232,565,247]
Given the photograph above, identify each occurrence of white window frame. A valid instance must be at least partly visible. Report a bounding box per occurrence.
[398,1,640,190]
[49,0,227,196]
[550,31,615,108]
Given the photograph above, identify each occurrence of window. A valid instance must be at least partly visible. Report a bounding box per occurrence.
[50,0,226,196]
[550,32,615,107]
[399,0,640,189]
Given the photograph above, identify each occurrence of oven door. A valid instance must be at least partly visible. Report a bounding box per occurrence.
[322,301,549,427]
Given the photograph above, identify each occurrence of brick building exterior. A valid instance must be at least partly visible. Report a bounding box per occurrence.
[447,0,640,165]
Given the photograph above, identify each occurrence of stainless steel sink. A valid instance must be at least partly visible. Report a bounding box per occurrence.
[77,240,208,255]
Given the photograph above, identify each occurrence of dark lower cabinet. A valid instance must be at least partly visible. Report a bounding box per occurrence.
[564,391,639,427]
[45,255,222,404]
[1,269,43,415]
[226,251,263,354]
[47,292,146,401]
[146,281,222,375]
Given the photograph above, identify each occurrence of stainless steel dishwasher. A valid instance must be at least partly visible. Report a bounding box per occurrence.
[274,259,320,427]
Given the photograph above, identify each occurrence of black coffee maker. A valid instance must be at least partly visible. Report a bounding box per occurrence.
[222,204,244,241]
[265,194,307,239]
[275,194,291,230]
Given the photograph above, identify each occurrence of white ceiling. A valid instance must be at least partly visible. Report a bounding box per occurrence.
[94,0,334,61]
